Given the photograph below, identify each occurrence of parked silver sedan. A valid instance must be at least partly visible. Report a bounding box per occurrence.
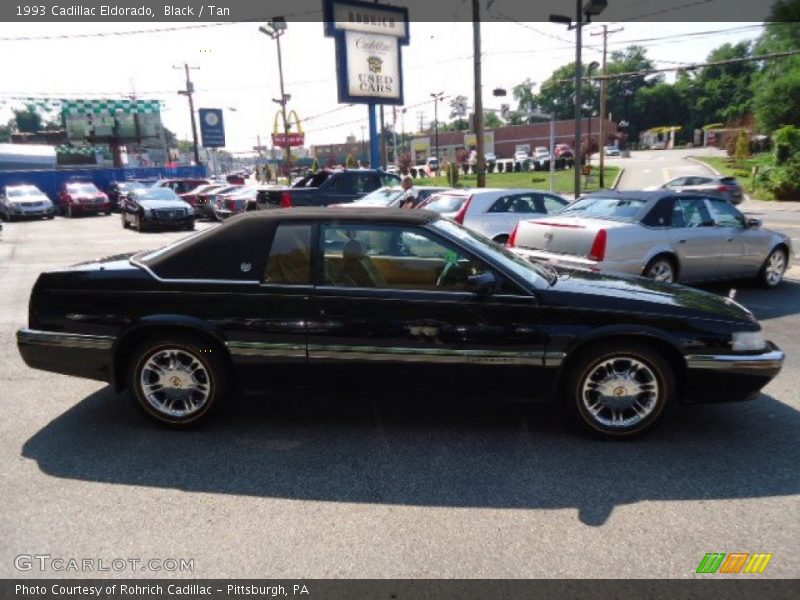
[507,191,792,288]
[0,184,55,220]
[418,188,569,244]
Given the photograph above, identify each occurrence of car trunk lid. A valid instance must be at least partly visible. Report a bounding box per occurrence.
[511,216,632,258]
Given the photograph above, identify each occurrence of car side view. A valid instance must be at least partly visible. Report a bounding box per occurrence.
[17,208,783,439]
[507,191,792,287]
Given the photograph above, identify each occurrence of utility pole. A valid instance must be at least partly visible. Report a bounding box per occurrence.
[591,25,623,188]
[430,92,444,165]
[380,104,388,169]
[174,63,200,166]
[392,106,398,164]
[417,111,425,135]
[259,19,291,177]
[472,0,486,187]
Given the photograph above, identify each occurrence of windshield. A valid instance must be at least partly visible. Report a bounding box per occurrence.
[67,183,100,194]
[7,186,41,197]
[119,182,147,192]
[431,219,552,289]
[353,187,404,206]
[561,196,648,221]
[134,188,181,202]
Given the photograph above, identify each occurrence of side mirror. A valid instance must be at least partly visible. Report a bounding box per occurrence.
[466,271,496,295]
[747,217,761,228]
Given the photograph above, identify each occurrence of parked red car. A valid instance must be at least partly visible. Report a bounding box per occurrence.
[58,181,111,217]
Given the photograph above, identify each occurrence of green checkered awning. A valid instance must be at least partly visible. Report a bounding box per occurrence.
[60,98,162,115]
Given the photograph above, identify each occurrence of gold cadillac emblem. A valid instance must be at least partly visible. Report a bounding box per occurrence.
[614,387,625,397]
[368,56,383,73]
[170,376,182,387]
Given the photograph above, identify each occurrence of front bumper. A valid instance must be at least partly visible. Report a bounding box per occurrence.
[683,341,784,403]
[17,328,114,382]
[9,204,55,217]
[142,214,195,229]
[70,202,111,214]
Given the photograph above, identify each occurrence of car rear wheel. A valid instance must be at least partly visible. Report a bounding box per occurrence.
[563,342,674,438]
[759,247,787,288]
[643,255,676,283]
[128,336,227,427]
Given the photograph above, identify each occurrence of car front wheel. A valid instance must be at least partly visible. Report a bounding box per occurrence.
[128,336,227,427]
[563,342,674,438]
[759,247,787,288]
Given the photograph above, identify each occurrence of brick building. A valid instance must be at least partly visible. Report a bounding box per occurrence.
[414,118,617,162]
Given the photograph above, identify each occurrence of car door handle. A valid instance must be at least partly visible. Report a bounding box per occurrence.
[678,239,686,244]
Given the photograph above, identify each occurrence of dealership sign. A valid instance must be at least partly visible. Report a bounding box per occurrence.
[198,108,226,148]
[324,0,409,105]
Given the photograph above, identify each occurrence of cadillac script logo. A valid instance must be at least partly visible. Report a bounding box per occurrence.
[368,56,383,73]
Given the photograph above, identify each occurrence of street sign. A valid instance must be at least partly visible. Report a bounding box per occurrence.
[198,108,225,148]
[271,132,305,148]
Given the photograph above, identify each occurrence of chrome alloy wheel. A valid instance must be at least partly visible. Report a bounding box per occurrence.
[139,348,212,418]
[765,249,786,287]
[647,260,674,282]
[580,356,660,429]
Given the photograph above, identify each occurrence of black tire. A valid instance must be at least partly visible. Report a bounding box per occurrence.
[46,214,55,220]
[562,341,674,439]
[185,220,196,231]
[127,334,228,427]
[757,246,787,289]
[121,214,130,229]
[643,255,677,283]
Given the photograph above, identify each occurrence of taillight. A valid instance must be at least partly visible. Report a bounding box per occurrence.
[507,224,519,247]
[588,229,607,261]
[453,195,474,224]
[717,185,736,192]
[281,191,293,208]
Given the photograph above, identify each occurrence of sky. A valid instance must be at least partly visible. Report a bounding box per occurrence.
[0,20,765,153]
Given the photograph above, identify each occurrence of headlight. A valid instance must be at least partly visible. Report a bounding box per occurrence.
[731,331,766,352]
[142,207,152,217]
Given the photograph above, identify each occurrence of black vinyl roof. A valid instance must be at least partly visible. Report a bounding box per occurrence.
[235,207,439,225]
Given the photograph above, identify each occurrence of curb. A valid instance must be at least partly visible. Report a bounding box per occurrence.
[610,167,624,190]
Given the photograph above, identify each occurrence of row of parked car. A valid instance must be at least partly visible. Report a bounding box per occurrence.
[0,176,273,232]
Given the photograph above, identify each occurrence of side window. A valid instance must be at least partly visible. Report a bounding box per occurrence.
[708,199,745,228]
[488,196,512,213]
[507,194,539,213]
[541,194,568,214]
[675,198,713,228]
[264,224,312,284]
[380,174,400,187]
[643,198,674,227]
[320,224,487,291]
[666,177,686,188]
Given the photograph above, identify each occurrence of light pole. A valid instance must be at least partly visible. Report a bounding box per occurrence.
[259,18,291,178]
[174,63,200,166]
[550,0,607,199]
[586,61,599,166]
[430,92,444,165]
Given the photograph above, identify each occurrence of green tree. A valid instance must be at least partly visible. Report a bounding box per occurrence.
[634,83,689,134]
[0,123,11,142]
[484,111,503,129]
[10,104,44,133]
[752,1,800,132]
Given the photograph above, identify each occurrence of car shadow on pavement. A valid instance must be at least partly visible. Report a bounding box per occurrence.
[22,381,800,527]
[699,280,800,321]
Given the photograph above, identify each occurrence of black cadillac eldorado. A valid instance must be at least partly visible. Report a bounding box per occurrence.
[17,209,784,438]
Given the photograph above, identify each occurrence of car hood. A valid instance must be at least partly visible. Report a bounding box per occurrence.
[138,199,193,210]
[540,267,755,324]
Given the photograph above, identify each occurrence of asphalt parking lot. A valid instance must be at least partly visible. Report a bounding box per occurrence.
[1,213,799,579]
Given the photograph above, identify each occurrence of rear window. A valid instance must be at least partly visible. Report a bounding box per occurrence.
[561,196,648,221]
[421,194,468,214]
[264,224,312,285]
[720,177,738,185]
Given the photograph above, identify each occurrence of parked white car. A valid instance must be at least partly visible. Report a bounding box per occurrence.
[0,184,55,220]
[417,188,569,244]
[514,150,529,162]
